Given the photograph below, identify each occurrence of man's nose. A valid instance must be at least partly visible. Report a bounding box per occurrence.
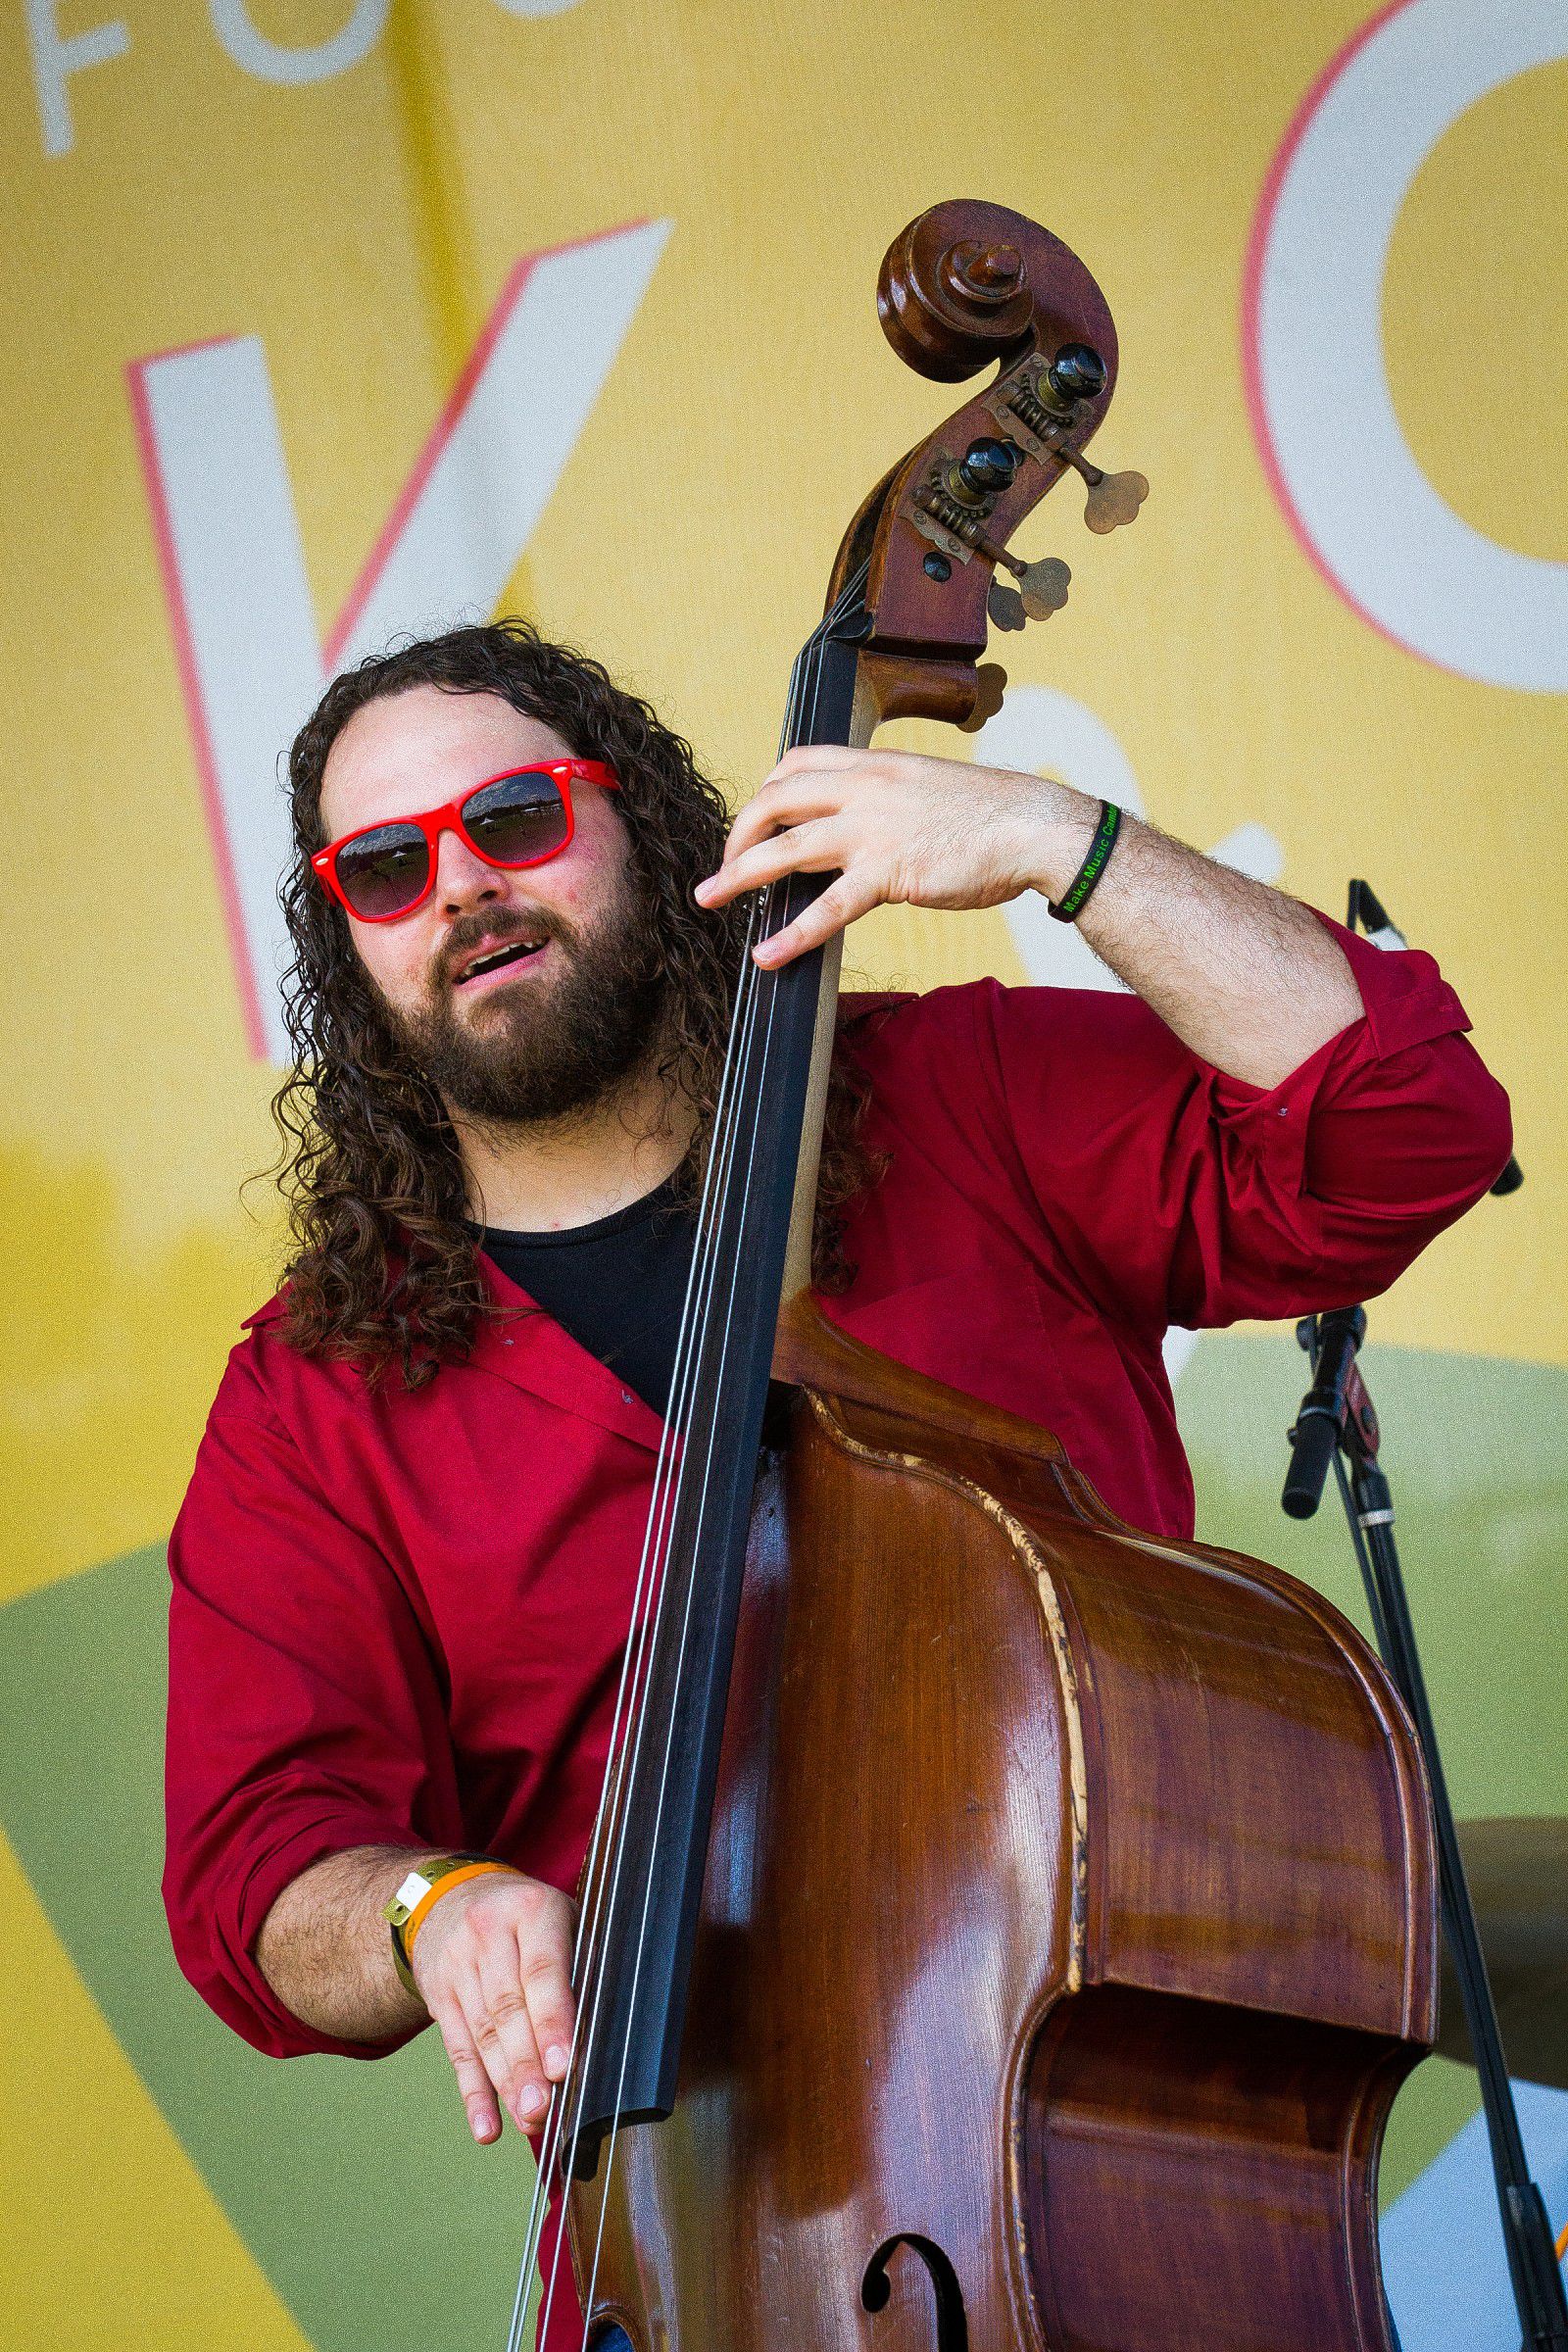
[432,824,505,910]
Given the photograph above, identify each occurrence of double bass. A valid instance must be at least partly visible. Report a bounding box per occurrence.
[516,200,1437,2352]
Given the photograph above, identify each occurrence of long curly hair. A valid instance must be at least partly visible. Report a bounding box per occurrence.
[271,620,877,1387]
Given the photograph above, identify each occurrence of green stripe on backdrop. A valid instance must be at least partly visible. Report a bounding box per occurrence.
[2,1334,1564,2339]
[0,1543,529,2352]
[1175,1333,1568,2199]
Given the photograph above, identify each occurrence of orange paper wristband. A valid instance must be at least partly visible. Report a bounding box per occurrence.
[404,1860,511,1957]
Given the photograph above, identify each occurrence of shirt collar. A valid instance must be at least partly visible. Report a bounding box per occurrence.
[243,1263,667,1452]
[467,1250,667,1451]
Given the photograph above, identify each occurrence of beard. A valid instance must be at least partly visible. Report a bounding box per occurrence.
[377,867,670,1129]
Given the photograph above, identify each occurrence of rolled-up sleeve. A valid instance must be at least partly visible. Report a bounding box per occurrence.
[978,911,1512,1332]
[165,1379,465,2058]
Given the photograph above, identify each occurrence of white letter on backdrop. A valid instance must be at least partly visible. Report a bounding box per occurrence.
[24,0,127,156]
[207,0,388,85]
[970,686,1282,997]
[1246,0,1568,690]
[127,220,671,1060]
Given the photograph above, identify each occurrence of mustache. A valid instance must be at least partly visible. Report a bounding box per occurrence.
[433,902,576,991]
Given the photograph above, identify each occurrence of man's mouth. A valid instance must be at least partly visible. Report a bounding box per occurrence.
[452,934,551,988]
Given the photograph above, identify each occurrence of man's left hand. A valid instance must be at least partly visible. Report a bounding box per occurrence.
[694,746,1079,970]
[693,740,1365,1094]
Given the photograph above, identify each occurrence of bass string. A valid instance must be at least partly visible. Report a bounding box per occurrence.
[504,883,772,2344]
[564,595,855,2344]
[560,573,858,2076]
[502,633,819,2352]
[555,589,848,2107]
[567,880,794,2329]
[507,569,867,2351]
[533,669,814,2314]
[551,573,864,2332]
[527,792,780,2264]
[549,563,866,2172]
[527,572,862,2329]
[501,881,767,2352]
[552,559,861,2004]
[501,685,799,2352]
[520,800,803,2349]
[504,1078,754,2352]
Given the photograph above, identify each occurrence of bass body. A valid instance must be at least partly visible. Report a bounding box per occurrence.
[577,1304,1435,2352]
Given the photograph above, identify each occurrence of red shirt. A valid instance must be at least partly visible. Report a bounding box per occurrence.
[165,915,1508,2065]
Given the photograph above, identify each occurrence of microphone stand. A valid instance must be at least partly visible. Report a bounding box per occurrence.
[1282,882,1555,2346]
[1285,1309,1568,2351]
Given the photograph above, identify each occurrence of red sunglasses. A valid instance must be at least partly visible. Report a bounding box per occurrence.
[311,760,620,922]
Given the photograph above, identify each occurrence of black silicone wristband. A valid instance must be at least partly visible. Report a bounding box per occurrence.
[1049,800,1122,923]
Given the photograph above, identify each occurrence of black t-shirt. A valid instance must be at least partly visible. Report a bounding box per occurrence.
[479,1175,698,1418]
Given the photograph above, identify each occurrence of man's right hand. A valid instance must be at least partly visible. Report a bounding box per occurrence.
[411,1869,577,2144]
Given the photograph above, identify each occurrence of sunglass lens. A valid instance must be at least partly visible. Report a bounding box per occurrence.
[462,770,569,866]
[334,824,430,918]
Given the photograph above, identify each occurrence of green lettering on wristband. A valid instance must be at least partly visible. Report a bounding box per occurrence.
[1050,800,1122,924]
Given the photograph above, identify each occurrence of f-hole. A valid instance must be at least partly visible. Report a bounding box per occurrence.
[861,2234,968,2352]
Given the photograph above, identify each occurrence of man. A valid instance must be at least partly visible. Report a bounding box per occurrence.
[166,619,1508,2228]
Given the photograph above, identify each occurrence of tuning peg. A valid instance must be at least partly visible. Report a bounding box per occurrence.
[1014,556,1072,616]
[983,541,1071,631]
[955,436,1022,499]
[1083,466,1148,533]
[1047,343,1107,405]
[984,337,1148,531]
[987,579,1026,632]
[957,662,1008,733]
[1051,442,1149,534]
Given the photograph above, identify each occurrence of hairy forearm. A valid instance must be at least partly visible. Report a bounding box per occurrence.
[705,742,1364,1080]
[1020,778,1363,1090]
[255,1843,428,2043]
[257,1841,579,2144]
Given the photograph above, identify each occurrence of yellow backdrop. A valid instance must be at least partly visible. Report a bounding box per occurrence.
[3,2,1564,2345]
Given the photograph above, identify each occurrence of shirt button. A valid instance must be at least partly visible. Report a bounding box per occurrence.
[621,1389,633,1404]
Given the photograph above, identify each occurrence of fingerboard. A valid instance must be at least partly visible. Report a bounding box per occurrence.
[566,597,870,2171]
